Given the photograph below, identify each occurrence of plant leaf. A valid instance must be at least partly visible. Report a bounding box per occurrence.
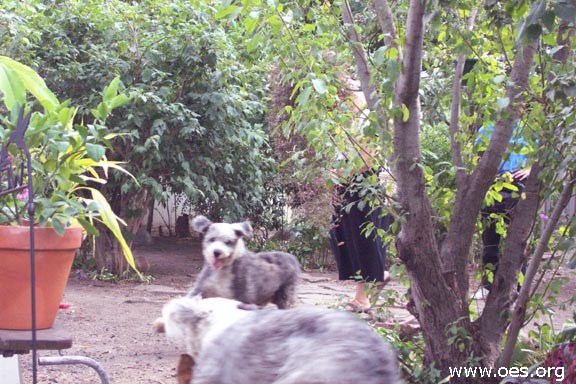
[85,143,106,161]
[0,63,25,110]
[86,188,141,278]
[0,56,59,111]
[312,78,327,95]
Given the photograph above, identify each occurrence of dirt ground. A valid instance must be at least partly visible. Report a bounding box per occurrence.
[18,237,367,384]
[18,237,575,384]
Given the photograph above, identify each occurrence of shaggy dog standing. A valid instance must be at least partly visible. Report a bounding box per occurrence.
[188,215,300,309]
[155,296,402,384]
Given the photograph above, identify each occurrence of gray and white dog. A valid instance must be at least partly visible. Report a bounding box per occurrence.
[188,215,300,309]
[156,296,402,384]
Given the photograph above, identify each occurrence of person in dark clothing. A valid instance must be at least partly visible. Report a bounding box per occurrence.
[330,170,392,312]
[473,123,531,299]
[479,171,529,287]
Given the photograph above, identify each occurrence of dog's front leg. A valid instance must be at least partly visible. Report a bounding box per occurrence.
[177,354,195,384]
[187,266,212,297]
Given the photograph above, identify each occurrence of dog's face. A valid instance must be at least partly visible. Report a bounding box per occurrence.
[157,295,210,359]
[157,296,252,359]
[191,215,253,270]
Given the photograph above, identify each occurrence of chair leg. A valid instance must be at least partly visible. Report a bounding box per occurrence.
[38,356,110,384]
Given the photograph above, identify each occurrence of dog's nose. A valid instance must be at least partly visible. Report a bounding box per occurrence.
[213,250,222,259]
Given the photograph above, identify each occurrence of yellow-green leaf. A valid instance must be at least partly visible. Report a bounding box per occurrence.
[401,104,410,122]
[0,63,25,110]
[88,188,141,278]
[0,56,59,111]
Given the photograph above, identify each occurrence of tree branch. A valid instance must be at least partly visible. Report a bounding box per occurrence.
[394,0,425,109]
[443,38,539,285]
[392,0,470,371]
[372,0,401,59]
[441,8,479,302]
[449,8,478,191]
[499,17,576,366]
[340,0,381,114]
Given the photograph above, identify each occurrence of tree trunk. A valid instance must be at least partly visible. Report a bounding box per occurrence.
[348,0,542,379]
[499,20,576,367]
[389,1,475,373]
[472,40,539,367]
[146,198,155,234]
[345,0,568,379]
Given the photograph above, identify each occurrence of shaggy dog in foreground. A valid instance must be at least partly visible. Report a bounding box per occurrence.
[155,296,401,384]
[187,215,300,309]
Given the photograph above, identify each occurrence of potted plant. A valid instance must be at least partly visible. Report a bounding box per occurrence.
[0,56,138,330]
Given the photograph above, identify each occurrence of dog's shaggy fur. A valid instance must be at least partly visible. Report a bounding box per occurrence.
[187,215,300,309]
[156,296,402,384]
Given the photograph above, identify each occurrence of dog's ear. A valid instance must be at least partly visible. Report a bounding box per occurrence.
[169,297,210,325]
[191,215,212,234]
[233,221,253,239]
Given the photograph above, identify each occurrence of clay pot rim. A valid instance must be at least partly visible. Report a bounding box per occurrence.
[0,224,84,250]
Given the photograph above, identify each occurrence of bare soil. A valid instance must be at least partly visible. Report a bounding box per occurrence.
[18,237,575,384]
[18,238,364,384]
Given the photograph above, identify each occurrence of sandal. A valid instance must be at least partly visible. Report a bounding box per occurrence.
[345,301,372,314]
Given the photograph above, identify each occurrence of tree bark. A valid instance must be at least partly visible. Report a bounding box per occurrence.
[391,0,474,371]
[449,9,478,192]
[372,0,400,58]
[387,0,540,377]
[499,17,576,366]
[345,0,548,379]
[341,0,383,117]
[93,185,152,275]
[146,198,155,233]
[444,8,478,303]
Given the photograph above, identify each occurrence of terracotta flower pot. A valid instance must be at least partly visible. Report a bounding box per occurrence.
[0,225,83,330]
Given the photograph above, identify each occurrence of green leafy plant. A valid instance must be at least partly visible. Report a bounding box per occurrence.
[88,267,155,284]
[0,55,139,275]
[375,325,447,384]
[0,0,282,270]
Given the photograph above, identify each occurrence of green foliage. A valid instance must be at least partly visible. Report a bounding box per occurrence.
[3,0,576,375]
[0,55,140,275]
[0,0,280,228]
[88,267,156,284]
[220,0,576,378]
[376,326,447,384]
[447,320,474,354]
[267,217,334,270]
[72,254,153,282]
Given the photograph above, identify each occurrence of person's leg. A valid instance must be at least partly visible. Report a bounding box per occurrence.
[348,202,387,282]
[481,217,501,289]
[349,271,391,311]
[351,282,371,310]
[480,184,523,290]
[330,212,357,281]
[340,188,393,311]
